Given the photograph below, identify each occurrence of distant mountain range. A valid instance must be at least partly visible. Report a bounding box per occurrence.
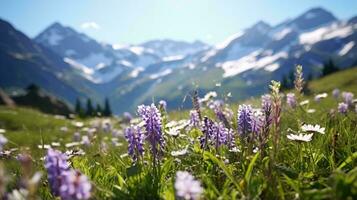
[1,7,357,114]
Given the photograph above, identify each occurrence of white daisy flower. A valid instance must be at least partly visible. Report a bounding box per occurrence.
[171,148,188,157]
[307,109,316,113]
[314,93,328,102]
[301,124,325,134]
[299,100,309,106]
[287,133,314,142]
[72,121,84,128]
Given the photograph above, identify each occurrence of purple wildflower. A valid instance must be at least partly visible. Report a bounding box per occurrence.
[125,126,144,162]
[251,110,264,136]
[189,110,200,128]
[286,93,297,108]
[73,132,81,142]
[200,117,214,149]
[210,100,230,127]
[175,171,203,200]
[159,100,167,112]
[342,92,354,106]
[338,102,348,114]
[237,104,253,136]
[137,104,164,159]
[332,89,340,99]
[213,122,229,150]
[59,169,91,200]
[45,149,70,196]
[123,112,133,123]
[261,94,272,113]
[192,90,202,121]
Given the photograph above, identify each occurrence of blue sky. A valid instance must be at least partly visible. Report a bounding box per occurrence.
[1,0,357,45]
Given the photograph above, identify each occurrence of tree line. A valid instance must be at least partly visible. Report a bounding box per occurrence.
[75,97,112,118]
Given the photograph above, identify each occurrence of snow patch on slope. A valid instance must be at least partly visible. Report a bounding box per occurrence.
[219,51,288,77]
[338,41,355,56]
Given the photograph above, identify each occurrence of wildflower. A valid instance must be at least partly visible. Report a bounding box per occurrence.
[60,126,68,132]
[338,102,348,114]
[314,93,328,102]
[72,121,84,128]
[45,149,69,196]
[294,65,304,94]
[175,171,203,200]
[123,112,133,123]
[332,89,340,99]
[270,80,282,150]
[307,109,316,113]
[301,124,325,134]
[210,100,230,127]
[261,94,272,113]
[171,148,188,157]
[251,110,264,136]
[189,110,200,128]
[237,104,253,136]
[159,100,167,112]
[199,91,217,103]
[200,117,214,149]
[81,136,90,146]
[299,100,309,106]
[287,133,313,142]
[342,92,354,106]
[137,104,164,159]
[124,126,144,162]
[59,170,91,200]
[73,132,81,142]
[0,134,7,151]
[192,90,202,121]
[286,93,297,108]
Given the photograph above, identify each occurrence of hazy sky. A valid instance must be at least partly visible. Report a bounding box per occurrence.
[1,0,357,45]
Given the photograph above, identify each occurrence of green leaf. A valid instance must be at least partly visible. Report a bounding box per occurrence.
[337,152,357,170]
[204,151,242,193]
[244,152,260,186]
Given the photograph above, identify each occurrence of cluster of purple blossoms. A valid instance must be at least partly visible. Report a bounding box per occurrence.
[45,149,70,196]
[45,149,91,200]
[210,100,230,127]
[251,110,264,136]
[261,94,272,113]
[199,117,234,151]
[338,102,349,114]
[60,170,92,200]
[125,126,144,162]
[332,89,340,99]
[237,104,253,136]
[123,112,133,123]
[137,104,164,159]
[286,93,297,108]
[189,110,201,128]
[342,92,354,106]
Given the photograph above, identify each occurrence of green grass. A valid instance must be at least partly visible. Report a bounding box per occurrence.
[0,67,356,199]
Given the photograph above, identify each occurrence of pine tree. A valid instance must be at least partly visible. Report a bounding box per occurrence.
[75,98,82,114]
[103,98,112,117]
[96,103,103,117]
[86,99,94,117]
[322,59,339,76]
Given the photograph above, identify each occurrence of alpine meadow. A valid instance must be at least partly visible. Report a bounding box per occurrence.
[0,1,356,200]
